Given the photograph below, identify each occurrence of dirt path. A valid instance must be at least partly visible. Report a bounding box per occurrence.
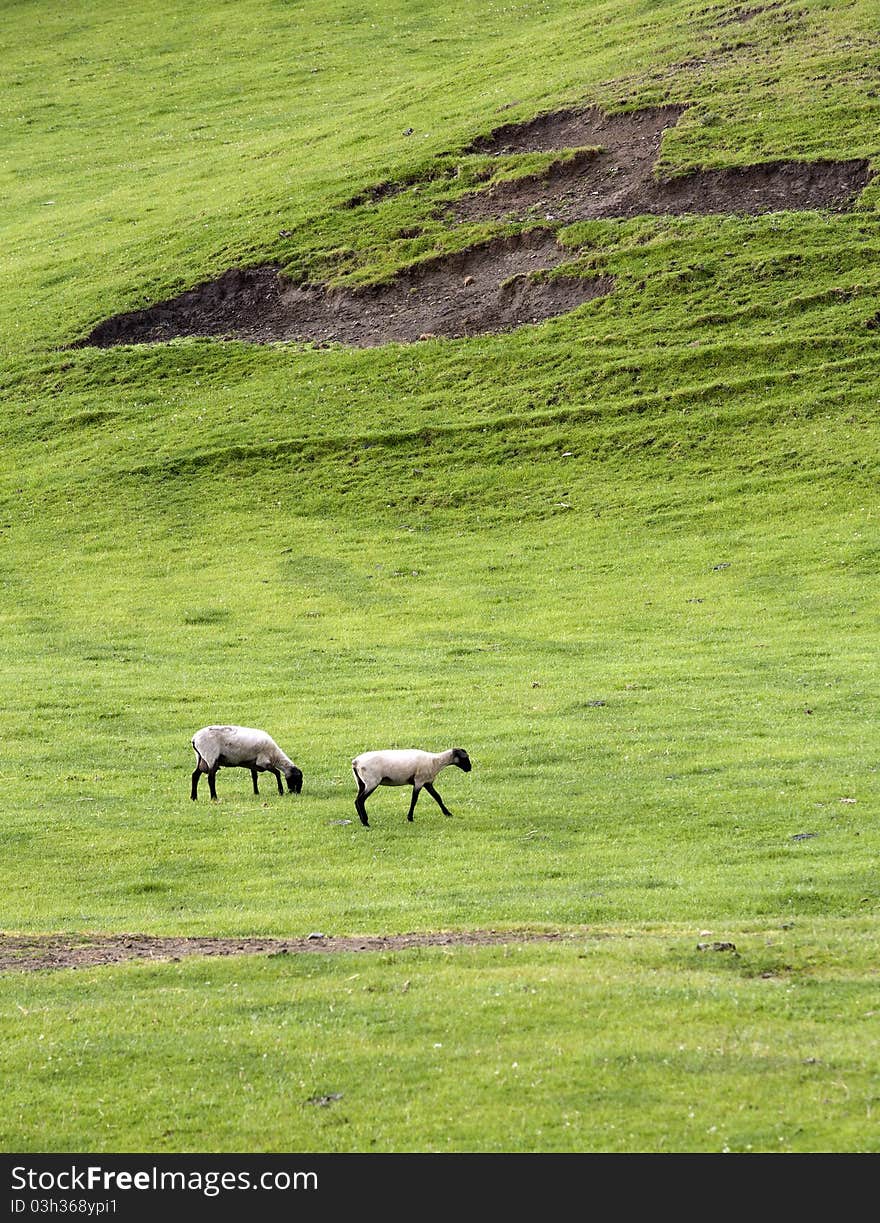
[0,929,573,973]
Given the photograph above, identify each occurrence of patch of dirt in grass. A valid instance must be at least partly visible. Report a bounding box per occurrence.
[0,929,573,973]
[464,104,685,160]
[75,104,872,350]
[76,229,611,349]
[453,104,871,223]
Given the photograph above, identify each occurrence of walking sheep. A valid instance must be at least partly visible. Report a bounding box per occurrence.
[191,725,303,801]
[351,747,472,827]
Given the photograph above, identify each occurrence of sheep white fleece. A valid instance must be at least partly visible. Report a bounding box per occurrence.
[191,725,303,800]
[351,747,471,827]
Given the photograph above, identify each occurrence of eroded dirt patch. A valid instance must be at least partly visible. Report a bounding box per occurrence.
[77,229,610,349]
[464,104,684,160]
[454,104,871,223]
[77,104,872,349]
[0,929,572,973]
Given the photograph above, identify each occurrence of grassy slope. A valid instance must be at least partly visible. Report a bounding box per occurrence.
[0,0,878,1151]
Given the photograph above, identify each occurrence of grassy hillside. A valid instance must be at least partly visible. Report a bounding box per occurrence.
[1,0,878,1153]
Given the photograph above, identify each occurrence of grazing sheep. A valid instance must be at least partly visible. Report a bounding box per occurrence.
[351,747,471,827]
[191,725,303,801]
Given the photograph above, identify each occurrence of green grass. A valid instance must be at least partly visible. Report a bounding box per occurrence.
[2,509,878,935]
[2,928,877,1153]
[1,0,879,1152]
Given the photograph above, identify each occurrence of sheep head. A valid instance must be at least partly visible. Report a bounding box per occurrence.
[451,748,472,773]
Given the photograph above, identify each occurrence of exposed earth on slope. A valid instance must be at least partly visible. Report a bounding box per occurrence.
[77,105,872,349]
[453,104,871,222]
[77,230,612,349]
[0,929,572,973]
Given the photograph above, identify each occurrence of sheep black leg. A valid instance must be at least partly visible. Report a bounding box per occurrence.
[424,782,453,816]
[208,768,219,801]
[268,767,284,795]
[251,768,260,795]
[407,786,422,822]
[191,769,202,801]
[354,778,374,827]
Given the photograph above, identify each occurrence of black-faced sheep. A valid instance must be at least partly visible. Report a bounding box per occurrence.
[191,725,303,801]
[351,747,471,827]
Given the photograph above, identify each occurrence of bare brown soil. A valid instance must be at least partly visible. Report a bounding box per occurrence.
[76,104,872,350]
[465,103,684,159]
[78,229,610,349]
[0,929,573,973]
[453,104,871,223]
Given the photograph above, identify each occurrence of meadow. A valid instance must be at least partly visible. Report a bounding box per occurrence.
[0,0,878,1152]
